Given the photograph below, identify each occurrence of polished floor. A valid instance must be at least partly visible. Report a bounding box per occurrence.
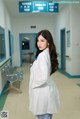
[2,63,80,119]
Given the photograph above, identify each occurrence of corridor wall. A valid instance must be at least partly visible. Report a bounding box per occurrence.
[0,0,12,94]
[0,0,12,65]
[53,4,80,76]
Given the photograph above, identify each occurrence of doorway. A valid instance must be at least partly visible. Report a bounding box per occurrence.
[60,28,66,71]
[19,33,37,66]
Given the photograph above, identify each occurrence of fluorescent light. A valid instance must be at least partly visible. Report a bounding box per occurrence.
[24,37,30,40]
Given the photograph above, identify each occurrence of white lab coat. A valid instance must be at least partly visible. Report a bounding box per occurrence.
[29,48,60,115]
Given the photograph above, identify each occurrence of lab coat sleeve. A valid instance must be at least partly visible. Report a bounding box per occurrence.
[32,52,50,88]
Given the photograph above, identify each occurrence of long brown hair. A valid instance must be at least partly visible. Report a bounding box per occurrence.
[35,29,58,75]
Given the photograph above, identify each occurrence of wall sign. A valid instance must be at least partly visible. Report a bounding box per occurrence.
[48,2,58,12]
[19,1,32,12]
[19,1,58,13]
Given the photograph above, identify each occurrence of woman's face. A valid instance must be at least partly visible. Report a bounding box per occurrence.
[37,35,49,51]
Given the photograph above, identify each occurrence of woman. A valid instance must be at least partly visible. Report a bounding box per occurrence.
[29,29,60,119]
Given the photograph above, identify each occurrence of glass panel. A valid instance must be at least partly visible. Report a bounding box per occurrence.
[66,30,70,47]
[0,26,6,62]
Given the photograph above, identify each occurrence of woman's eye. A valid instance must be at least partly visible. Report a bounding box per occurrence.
[41,40,44,42]
[37,39,45,43]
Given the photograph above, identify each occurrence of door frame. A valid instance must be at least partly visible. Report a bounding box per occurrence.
[60,28,66,71]
[19,33,37,66]
[8,30,12,64]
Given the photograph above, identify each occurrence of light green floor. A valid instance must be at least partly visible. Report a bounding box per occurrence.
[0,81,10,111]
[0,93,8,111]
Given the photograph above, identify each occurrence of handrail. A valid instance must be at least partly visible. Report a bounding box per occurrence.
[0,58,10,71]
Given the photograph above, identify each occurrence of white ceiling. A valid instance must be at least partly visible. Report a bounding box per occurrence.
[3,0,80,17]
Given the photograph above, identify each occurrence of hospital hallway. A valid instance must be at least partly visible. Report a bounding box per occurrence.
[1,62,80,119]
